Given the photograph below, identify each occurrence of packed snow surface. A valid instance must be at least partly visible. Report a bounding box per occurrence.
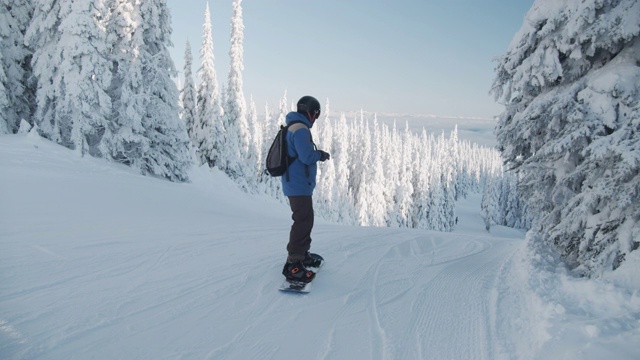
[1,133,638,359]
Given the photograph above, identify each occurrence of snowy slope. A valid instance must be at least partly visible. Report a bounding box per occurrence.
[1,133,638,360]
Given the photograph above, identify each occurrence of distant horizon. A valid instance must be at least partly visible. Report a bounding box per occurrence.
[334,109,497,121]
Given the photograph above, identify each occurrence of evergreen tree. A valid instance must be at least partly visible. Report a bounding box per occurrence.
[102,0,143,163]
[449,126,465,200]
[102,0,191,181]
[136,0,191,180]
[413,129,434,229]
[455,139,475,196]
[181,40,197,146]
[26,0,112,155]
[256,100,273,187]
[333,113,356,224]
[176,77,183,116]
[395,123,415,227]
[0,0,34,134]
[195,2,224,168]
[432,132,456,231]
[481,176,501,232]
[224,0,251,180]
[349,111,370,208]
[314,100,336,219]
[247,95,262,185]
[0,53,9,134]
[356,171,371,226]
[501,173,529,229]
[383,121,400,226]
[491,0,640,275]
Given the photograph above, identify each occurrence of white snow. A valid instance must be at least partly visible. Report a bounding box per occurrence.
[1,132,638,359]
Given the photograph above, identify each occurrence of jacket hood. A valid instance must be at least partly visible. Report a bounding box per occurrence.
[285,111,313,128]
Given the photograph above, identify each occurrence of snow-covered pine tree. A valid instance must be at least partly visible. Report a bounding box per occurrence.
[0,0,34,134]
[383,121,401,226]
[102,0,143,163]
[412,129,434,229]
[134,0,191,181]
[26,0,112,155]
[348,111,370,209]
[449,125,466,200]
[224,0,252,181]
[176,77,183,116]
[247,95,262,189]
[102,0,190,181]
[396,123,415,227]
[0,53,9,134]
[255,101,273,186]
[315,100,338,220]
[195,2,225,168]
[480,175,502,232]
[491,0,640,276]
[356,171,371,226]
[430,132,456,231]
[181,40,197,146]
[457,140,480,194]
[26,0,62,143]
[333,113,356,225]
[501,173,530,229]
[366,118,387,227]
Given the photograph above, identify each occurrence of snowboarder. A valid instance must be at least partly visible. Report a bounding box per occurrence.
[281,96,330,283]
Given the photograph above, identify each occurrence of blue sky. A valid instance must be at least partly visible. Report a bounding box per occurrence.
[166,0,533,118]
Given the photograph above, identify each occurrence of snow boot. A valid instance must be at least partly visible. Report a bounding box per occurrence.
[303,252,323,269]
[282,260,315,283]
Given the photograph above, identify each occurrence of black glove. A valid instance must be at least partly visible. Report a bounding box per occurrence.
[318,150,331,161]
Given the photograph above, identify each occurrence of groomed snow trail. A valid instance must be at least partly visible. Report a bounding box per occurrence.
[0,135,525,359]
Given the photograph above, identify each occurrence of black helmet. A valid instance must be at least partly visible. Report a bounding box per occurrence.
[296,96,321,114]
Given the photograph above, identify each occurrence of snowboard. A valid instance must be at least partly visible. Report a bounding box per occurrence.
[278,279,313,293]
[278,255,324,294]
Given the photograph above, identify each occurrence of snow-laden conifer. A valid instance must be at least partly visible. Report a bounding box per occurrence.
[102,0,143,164]
[0,52,9,134]
[195,2,224,168]
[102,0,190,181]
[383,121,401,226]
[348,111,370,205]
[26,0,112,155]
[332,113,356,224]
[255,101,273,188]
[364,119,386,227]
[315,101,337,218]
[0,0,33,134]
[491,0,640,275]
[395,123,415,227]
[181,40,197,146]
[412,129,434,229]
[224,0,251,181]
[247,95,262,186]
[136,0,191,181]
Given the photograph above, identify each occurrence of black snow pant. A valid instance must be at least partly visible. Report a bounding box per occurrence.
[287,196,314,261]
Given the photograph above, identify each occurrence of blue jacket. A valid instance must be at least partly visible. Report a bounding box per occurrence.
[282,112,322,196]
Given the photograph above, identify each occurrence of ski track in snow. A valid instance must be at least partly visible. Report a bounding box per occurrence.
[313,230,520,360]
[0,135,525,359]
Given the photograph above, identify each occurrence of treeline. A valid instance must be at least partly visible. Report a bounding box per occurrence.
[246,98,507,231]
